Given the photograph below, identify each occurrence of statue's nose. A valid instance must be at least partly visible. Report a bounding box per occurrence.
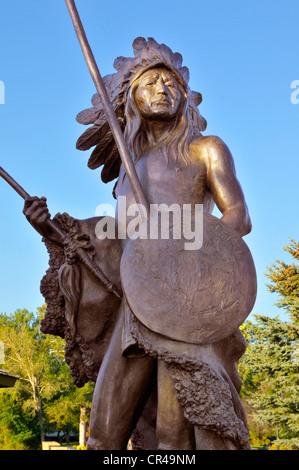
[156,79,167,94]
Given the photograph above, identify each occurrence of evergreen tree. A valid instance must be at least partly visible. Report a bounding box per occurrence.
[241,316,299,448]
[240,239,299,449]
[266,238,299,325]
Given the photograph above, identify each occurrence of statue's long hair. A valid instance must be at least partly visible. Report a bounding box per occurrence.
[124,73,194,170]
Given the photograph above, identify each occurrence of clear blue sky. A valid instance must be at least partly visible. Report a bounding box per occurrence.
[0,0,298,322]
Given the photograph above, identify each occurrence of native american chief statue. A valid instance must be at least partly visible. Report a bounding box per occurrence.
[23,37,257,450]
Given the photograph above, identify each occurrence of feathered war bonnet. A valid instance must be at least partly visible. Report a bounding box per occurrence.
[76,37,207,184]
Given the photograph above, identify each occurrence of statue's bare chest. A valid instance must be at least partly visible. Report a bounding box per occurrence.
[116,148,208,208]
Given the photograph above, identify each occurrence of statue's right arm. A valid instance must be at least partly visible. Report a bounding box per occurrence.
[23,196,62,245]
[194,135,252,237]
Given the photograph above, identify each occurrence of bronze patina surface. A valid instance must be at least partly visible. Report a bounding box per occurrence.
[121,213,256,345]
[19,28,257,450]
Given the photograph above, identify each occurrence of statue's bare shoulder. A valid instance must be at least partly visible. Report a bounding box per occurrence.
[190,134,251,236]
[189,134,235,171]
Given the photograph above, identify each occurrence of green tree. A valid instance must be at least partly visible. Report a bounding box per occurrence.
[240,239,299,449]
[0,388,40,450]
[0,306,94,449]
[266,238,299,326]
[241,316,299,448]
[45,381,94,445]
[1,307,54,442]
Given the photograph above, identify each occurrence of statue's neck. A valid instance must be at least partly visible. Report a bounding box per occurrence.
[143,118,176,146]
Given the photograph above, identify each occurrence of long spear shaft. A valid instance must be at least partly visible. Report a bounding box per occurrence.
[65,0,149,217]
[0,166,30,200]
[0,165,122,299]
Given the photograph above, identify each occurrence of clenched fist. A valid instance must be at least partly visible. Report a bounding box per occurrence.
[23,196,61,244]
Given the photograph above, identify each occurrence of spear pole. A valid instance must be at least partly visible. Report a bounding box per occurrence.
[64,0,149,217]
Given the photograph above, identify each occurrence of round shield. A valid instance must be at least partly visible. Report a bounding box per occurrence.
[120,212,257,344]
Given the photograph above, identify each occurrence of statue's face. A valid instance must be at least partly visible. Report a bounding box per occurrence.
[134,67,183,120]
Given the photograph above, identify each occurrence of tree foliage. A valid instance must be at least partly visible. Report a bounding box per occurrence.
[240,239,299,449]
[0,389,40,450]
[266,238,299,324]
[0,306,94,449]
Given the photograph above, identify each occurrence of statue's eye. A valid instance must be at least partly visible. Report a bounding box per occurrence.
[142,77,158,86]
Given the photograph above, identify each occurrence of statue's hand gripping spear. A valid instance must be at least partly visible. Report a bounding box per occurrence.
[0,165,122,299]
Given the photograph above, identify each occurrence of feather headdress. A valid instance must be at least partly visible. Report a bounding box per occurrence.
[76,37,207,184]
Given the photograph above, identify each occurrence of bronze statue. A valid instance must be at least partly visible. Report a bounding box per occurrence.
[20,33,257,450]
[0,2,256,450]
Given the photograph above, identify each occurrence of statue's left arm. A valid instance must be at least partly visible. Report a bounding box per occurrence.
[202,136,252,237]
